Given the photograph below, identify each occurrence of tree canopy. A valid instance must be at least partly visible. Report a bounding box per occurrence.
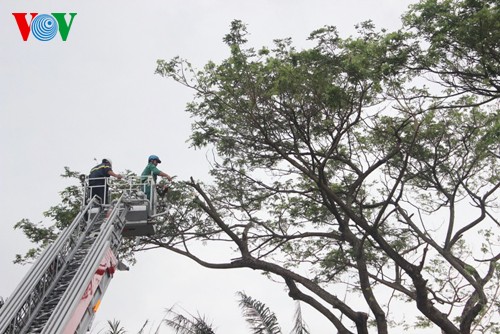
[153,1,499,333]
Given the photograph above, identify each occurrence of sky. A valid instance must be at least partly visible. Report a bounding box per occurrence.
[0,1,419,332]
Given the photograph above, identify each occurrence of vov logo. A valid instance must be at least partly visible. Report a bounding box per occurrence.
[13,13,77,42]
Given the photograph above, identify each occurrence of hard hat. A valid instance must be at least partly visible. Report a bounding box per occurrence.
[148,155,161,163]
[102,158,112,166]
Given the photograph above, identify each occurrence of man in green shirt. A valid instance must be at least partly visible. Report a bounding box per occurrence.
[141,154,172,200]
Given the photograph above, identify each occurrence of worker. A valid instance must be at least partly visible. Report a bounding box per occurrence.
[88,158,123,204]
[141,154,172,200]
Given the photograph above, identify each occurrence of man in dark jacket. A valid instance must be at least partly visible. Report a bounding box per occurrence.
[88,158,123,204]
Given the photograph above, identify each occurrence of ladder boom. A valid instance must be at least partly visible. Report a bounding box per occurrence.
[0,198,101,334]
[0,176,163,334]
[41,197,128,334]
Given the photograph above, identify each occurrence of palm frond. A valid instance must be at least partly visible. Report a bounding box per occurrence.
[163,306,216,334]
[105,319,127,334]
[136,320,149,334]
[290,302,310,334]
[237,291,281,334]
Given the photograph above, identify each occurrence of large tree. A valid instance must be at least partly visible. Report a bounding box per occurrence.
[152,1,499,333]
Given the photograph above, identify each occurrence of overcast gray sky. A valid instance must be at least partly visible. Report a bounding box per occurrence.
[1,1,418,332]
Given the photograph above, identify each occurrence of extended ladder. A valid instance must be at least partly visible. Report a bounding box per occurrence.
[0,176,162,334]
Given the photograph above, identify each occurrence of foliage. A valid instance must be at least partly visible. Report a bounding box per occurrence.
[161,292,308,334]
[91,293,309,334]
[102,320,127,334]
[403,0,500,104]
[290,301,310,334]
[163,307,216,334]
[237,291,281,334]
[92,319,159,334]
[152,2,500,333]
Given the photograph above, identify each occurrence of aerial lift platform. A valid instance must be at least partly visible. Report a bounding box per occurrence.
[0,176,167,334]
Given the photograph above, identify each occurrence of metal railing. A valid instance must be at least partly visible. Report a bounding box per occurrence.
[41,195,129,334]
[82,175,158,215]
[0,198,101,334]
